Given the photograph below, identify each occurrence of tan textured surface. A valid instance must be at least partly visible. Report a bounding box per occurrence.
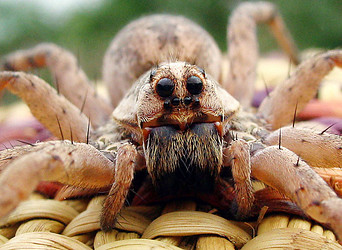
[0,194,340,249]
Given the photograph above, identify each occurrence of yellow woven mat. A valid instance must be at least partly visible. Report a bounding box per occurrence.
[0,193,340,249]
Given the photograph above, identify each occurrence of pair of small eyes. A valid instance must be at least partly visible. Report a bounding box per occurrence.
[156,76,203,97]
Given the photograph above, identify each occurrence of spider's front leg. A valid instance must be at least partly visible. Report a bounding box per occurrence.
[0,141,115,219]
[251,145,342,242]
[264,126,342,196]
[264,126,342,169]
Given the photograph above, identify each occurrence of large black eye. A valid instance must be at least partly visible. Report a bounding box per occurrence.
[186,76,203,95]
[156,78,174,97]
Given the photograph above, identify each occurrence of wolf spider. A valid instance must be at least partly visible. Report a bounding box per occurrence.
[0,1,342,243]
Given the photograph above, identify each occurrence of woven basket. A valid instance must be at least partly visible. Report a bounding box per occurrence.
[0,193,340,249]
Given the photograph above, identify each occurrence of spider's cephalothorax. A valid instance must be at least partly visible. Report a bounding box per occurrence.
[1,1,342,244]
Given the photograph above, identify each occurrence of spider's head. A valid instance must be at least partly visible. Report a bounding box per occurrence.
[113,62,240,193]
[137,62,237,132]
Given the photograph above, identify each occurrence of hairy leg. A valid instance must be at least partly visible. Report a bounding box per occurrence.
[251,146,342,241]
[101,143,138,230]
[1,43,112,128]
[0,71,89,142]
[54,185,111,201]
[225,1,298,107]
[225,139,254,219]
[0,143,53,172]
[264,126,342,169]
[258,50,342,129]
[0,141,114,219]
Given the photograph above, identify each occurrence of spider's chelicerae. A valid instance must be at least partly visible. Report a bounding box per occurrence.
[0,1,342,243]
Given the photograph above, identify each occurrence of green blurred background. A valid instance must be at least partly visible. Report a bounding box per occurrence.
[0,0,341,88]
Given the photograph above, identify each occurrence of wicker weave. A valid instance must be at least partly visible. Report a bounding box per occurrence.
[0,193,340,249]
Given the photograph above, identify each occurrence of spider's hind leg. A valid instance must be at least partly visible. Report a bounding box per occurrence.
[258,50,342,129]
[1,43,112,128]
[225,1,299,108]
[0,71,89,142]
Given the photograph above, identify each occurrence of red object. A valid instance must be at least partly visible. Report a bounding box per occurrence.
[298,100,342,120]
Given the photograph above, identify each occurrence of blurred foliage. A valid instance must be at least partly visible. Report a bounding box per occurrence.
[0,0,341,82]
